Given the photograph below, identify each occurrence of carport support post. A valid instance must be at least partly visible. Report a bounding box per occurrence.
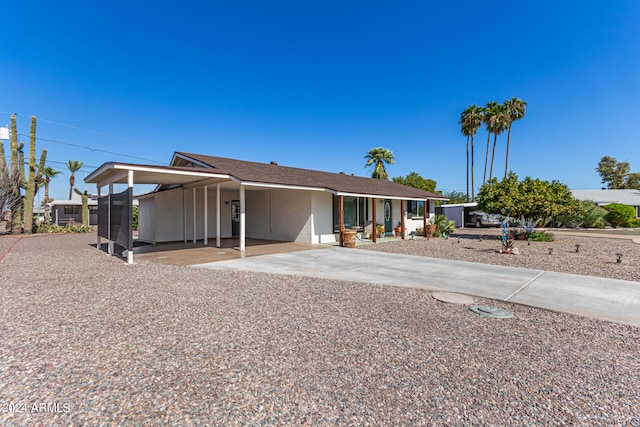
[216,183,221,248]
[372,197,377,243]
[96,185,101,249]
[338,195,344,246]
[127,170,134,265]
[193,187,196,244]
[240,184,246,251]
[204,185,208,246]
[401,200,405,240]
[423,199,427,237]
[108,183,114,255]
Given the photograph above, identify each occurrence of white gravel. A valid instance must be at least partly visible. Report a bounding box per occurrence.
[360,232,640,282]
[1,233,638,425]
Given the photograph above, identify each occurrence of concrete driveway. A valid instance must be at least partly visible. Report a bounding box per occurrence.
[194,247,640,327]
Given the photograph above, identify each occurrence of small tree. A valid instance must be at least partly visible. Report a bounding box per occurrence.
[392,172,437,192]
[477,172,578,225]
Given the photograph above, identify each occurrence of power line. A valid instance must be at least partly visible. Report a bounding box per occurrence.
[2,111,166,164]
[17,133,164,164]
[1,111,156,146]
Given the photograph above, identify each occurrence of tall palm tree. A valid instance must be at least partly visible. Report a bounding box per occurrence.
[66,160,83,199]
[503,97,527,178]
[460,104,484,201]
[42,166,61,222]
[364,147,395,180]
[487,103,508,180]
[482,102,498,185]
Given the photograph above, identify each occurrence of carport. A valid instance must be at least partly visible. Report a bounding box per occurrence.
[85,162,235,264]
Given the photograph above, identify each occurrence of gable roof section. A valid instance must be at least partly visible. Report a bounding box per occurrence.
[175,152,446,200]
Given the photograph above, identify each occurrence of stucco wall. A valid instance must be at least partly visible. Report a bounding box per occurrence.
[138,198,155,242]
[245,188,312,243]
[312,191,335,243]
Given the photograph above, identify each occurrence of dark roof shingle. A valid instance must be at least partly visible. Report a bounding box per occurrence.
[176,152,445,200]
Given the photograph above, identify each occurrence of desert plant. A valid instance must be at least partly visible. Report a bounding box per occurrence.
[603,203,635,227]
[434,214,455,237]
[553,200,608,228]
[74,188,90,226]
[22,116,47,234]
[525,231,554,242]
[132,205,139,231]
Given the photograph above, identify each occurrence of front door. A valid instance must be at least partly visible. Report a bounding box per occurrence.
[384,199,393,236]
[231,200,240,237]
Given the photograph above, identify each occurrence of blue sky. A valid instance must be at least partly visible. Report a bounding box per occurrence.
[2,1,639,201]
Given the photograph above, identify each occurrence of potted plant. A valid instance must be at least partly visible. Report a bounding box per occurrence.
[425,216,437,237]
[376,223,385,238]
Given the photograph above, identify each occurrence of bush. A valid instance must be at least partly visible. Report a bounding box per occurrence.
[626,218,640,228]
[132,206,139,231]
[35,223,92,233]
[553,200,608,228]
[604,203,635,227]
[525,231,554,242]
[434,214,455,236]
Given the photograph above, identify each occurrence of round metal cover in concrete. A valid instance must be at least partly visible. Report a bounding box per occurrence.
[470,304,513,318]
[432,292,475,305]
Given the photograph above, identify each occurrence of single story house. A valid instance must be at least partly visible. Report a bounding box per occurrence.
[48,198,99,225]
[571,189,640,218]
[85,152,447,263]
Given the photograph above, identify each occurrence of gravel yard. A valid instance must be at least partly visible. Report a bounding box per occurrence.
[361,231,640,282]
[1,233,639,425]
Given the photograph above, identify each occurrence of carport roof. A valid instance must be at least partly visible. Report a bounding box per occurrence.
[175,152,447,200]
[85,162,230,186]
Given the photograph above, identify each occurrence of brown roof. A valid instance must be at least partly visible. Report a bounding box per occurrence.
[176,152,446,200]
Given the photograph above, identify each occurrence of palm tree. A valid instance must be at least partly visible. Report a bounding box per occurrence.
[487,103,508,180]
[460,104,484,201]
[364,147,395,180]
[66,160,83,199]
[42,166,61,222]
[503,97,527,178]
[482,102,498,185]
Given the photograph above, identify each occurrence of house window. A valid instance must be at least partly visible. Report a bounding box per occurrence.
[333,196,367,231]
[89,206,98,214]
[407,201,424,218]
[64,206,81,215]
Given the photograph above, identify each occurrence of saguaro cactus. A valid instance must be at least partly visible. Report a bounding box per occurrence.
[21,116,47,234]
[8,115,25,234]
[74,188,90,226]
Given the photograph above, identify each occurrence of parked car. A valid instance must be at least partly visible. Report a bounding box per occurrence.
[467,211,502,228]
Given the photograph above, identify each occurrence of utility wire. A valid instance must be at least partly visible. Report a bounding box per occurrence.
[2,111,166,164]
[17,133,164,164]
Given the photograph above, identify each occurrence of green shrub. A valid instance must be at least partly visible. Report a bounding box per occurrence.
[553,200,608,228]
[434,214,455,236]
[626,218,640,228]
[525,231,554,242]
[604,203,635,227]
[35,223,92,234]
[132,206,139,231]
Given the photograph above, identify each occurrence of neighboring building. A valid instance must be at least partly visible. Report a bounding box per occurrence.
[436,202,479,228]
[85,152,448,249]
[571,189,640,218]
[48,197,99,226]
